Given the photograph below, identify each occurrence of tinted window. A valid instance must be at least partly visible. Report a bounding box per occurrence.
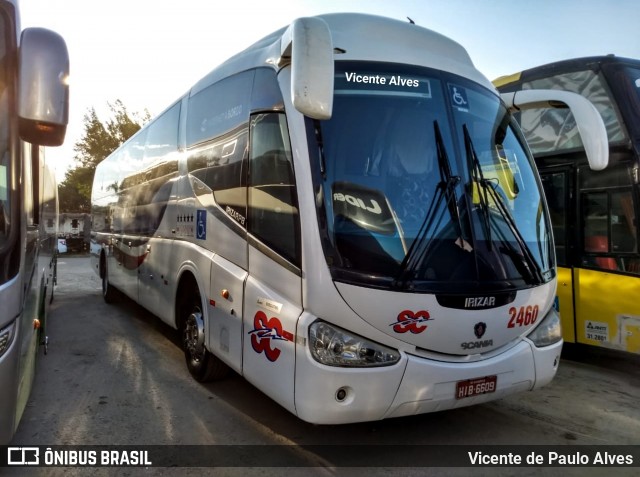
[118,129,148,192]
[144,103,180,166]
[541,172,569,266]
[251,68,284,111]
[580,164,640,273]
[137,103,180,235]
[248,113,300,266]
[186,70,254,147]
[313,62,552,290]
[109,103,181,235]
[187,73,253,228]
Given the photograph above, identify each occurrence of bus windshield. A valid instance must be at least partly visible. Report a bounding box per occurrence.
[624,67,640,101]
[619,66,640,139]
[314,62,553,292]
[515,68,628,155]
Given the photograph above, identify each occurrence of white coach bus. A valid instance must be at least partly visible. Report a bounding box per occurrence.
[0,0,69,443]
[91,13,607,424]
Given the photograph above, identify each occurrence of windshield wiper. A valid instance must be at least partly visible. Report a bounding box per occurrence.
[393,121,465,288]
[435,121,466,244]
[484,179,545,285]
[462,124,544,285]
[464,124,492,250]
[313,119,327,179]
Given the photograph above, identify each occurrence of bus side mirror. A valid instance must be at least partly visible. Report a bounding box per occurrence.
[281,17,334,120]
[500,89,608,171]
[18,27,70,146]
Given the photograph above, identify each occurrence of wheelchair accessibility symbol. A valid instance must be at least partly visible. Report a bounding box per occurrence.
[196,209,207,240]
[449,85,468,108]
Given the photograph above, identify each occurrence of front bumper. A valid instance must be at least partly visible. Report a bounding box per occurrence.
[294,337,562,424]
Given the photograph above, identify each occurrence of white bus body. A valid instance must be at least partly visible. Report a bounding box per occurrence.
[91,13,607,424]
[0,0,70,443]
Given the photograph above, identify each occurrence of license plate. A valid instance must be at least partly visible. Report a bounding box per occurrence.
[455,375,497,399]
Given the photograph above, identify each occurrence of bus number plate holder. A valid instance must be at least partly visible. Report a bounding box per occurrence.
[455,375,497,399]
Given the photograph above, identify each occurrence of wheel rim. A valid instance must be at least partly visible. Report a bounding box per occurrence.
[184,308,206,363]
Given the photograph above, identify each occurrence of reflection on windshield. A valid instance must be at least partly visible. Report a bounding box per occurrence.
[314,63,553,291]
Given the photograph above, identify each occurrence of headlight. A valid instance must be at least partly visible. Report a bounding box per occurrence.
[309,320,400,367]
[0,321,17,358]
[527,307,562,347]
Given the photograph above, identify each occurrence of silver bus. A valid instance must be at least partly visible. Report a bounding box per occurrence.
[91,13,606,424]
[0,0,69,444]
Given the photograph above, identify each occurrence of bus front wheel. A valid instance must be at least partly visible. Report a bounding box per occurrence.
[182,294,229,382]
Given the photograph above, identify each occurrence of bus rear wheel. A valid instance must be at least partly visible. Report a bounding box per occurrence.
[182,295,229,382]
[101,256,118,304]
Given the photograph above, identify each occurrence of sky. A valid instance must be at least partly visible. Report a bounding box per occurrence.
[19,0,640,181]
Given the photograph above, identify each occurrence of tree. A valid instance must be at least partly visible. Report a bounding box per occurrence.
[58,100,150,212]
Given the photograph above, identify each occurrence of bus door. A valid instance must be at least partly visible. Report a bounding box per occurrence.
[542,163,640,354]
[540,167,577,343]
[242,112,302,414]
[574,163,640,354]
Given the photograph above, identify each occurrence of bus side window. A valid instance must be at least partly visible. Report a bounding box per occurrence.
[611,191,637,253]
[248,113,300,267]
[579,164,640,274]
[118,129,147,234]
[583,192,618,270]
[186,71,253,227]
[582,189,639,272]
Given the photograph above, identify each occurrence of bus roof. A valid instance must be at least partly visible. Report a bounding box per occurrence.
[494,55,640,88]
[191,13,494,96]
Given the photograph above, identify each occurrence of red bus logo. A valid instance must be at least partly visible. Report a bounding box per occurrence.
[390,310,432,334]
[248,311,293,362]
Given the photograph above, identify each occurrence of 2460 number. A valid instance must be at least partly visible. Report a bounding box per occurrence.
[507,305,539,328]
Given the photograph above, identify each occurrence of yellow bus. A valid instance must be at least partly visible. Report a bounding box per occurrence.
[495,56,640,355]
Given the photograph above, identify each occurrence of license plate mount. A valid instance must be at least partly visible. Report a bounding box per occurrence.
[455,375,497,399]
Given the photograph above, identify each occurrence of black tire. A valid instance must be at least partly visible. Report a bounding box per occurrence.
[101,257,118,304]
[38,281,48,355]
[181,291,229,382]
